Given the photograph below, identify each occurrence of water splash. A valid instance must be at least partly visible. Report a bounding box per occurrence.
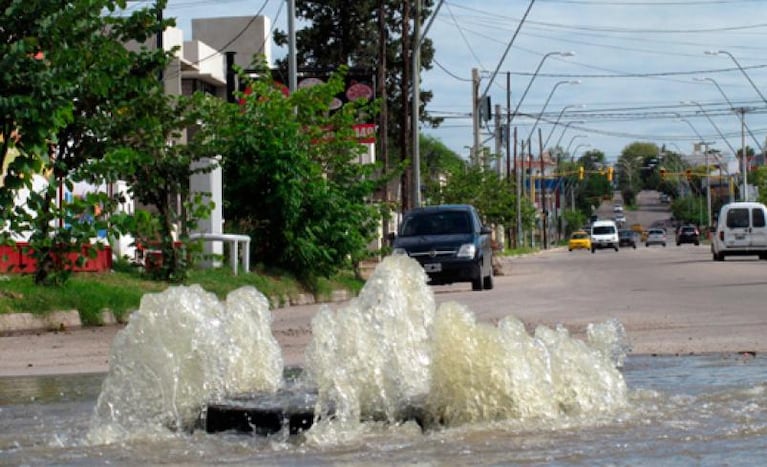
[304,255,435,430]
[86,256,630,445]
[304,256,628,434]
[87,285,282,444]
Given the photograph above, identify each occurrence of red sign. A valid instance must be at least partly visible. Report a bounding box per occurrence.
[353,123,376,144]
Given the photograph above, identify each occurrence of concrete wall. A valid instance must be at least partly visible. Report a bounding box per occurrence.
[191,16,272,70]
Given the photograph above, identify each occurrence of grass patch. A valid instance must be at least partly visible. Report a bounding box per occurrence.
[0,265,365,326]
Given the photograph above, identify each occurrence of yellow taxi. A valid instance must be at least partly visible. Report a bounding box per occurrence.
[568,230,592,251]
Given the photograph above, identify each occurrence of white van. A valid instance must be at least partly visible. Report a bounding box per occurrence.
[711,202,767,261]
[590,219,619,253]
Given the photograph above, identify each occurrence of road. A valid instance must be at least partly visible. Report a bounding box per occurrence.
[1,191,764,376]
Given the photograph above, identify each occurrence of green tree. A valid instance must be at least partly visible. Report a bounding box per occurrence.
[616,142,659,206]
[99,92,219,282]
[273,1,440,210]
[419,135,464,205]
[574,149,611,213]
[0,0,174,284]
[215,64,382,285]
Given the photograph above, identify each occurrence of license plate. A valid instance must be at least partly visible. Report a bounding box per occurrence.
[424,263,442,273]
[735,234,746,240]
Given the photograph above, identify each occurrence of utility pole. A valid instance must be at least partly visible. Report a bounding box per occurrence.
[471,68,480,165]
[704,142,712,228]
[515,127,521,249]
[377,0,389,241]
[494,104,502,171]
[735,107,749,201]
[411,0,421,208]
[287,0,297,92]
[400,0,411,211]
[539,128,546,249]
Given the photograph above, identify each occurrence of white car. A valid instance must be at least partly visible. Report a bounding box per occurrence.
[590,220,619,252]
[711,202,767,261]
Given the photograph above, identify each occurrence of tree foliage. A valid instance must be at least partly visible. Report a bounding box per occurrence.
[273,0,441,211]
[213,63,382,285]
[0,0,181,284]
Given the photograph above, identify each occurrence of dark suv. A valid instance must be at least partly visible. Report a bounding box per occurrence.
[391,204,494,291]
[676,225,700,246]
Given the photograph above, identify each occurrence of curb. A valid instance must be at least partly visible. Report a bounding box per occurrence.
[0,289,355,336]
[0,310,83,335]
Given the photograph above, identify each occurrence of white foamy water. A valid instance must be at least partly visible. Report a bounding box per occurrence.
[86,256,629,445]
[304,256,628,434]
[87,285,282,444]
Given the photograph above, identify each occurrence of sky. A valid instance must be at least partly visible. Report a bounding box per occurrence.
[155,0,767,167]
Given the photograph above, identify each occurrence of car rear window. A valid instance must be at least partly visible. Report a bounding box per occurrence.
[753,208,765,228]
[401,211,472,236]
[592,226,615,235]
[726,208,750,228]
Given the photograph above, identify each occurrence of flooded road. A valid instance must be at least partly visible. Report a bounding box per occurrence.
[1,353,765,465]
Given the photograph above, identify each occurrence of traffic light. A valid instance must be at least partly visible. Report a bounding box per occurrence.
[578,166,584,180]
[685,169,692,181]
[660,168,667,180]
[607,167,614,182]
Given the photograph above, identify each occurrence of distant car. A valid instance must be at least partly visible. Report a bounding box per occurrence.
[568,230,592,251]
[659,193,670,204]
[676,225,700,246]
[645,228,667,247]
[618,229,638,249]
[614,213,627,224]
[613,204,624,213]
[590,220,620,252]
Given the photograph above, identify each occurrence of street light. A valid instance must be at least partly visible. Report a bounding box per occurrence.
[525,80,580,142]
[565,134,588,158]
[693,76,763,153]
[511,51,575,250]
[705,50,767,105]
[509,51,575,124]
[554,120,585,150]
[543,104,584,150]
[681,100,746,201]
[679,101,738,156]
[571,143,591,163]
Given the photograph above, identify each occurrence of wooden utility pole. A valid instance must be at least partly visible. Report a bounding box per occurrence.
[378,0,390,239]
[399,0,411,211]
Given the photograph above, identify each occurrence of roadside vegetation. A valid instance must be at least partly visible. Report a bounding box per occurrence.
[0,263,365,326]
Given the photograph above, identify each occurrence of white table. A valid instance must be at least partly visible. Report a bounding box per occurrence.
[190,233,251,275]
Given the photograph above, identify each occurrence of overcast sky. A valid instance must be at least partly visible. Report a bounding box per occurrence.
[163,0,767,166]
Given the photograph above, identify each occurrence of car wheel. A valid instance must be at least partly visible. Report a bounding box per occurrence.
[663,243,666,247]
[633,244,636,249]
[568,248,572,252]
[471,277,483,291]
[614,245,619,251]
[483,271,494,290]
[591,247,595,254]
[713,252,724,261]
[694,242,699,246]
[676,242,680,246]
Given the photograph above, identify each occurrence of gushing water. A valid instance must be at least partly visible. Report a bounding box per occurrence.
[86,256,629,445]
[87,285,282,443]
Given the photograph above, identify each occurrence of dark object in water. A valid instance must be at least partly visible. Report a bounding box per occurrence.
[205,388,319,435]
[204,388,428,436]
